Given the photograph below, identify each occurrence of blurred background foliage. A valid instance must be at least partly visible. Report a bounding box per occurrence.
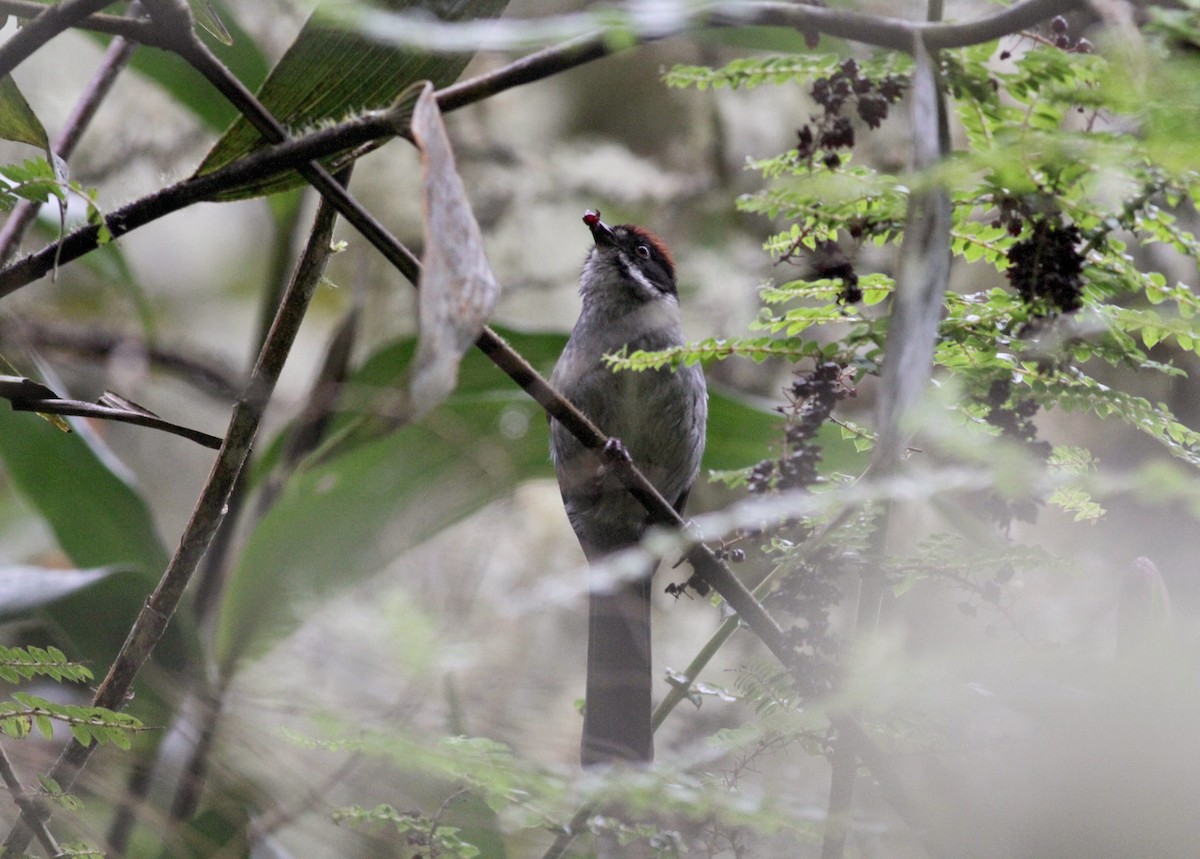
[0,0,1197,857]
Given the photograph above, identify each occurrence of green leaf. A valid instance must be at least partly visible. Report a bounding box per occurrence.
[0,566,118,621]
[34,714,53,740]
[0,74,49,151]
[0,408,200,675]
[0,409,168,575]
[196,0,511,200]
[0,410,168,578]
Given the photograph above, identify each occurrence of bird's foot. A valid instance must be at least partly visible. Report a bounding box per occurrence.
[601,437,632,465]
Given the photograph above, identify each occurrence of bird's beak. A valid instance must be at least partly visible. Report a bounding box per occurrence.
[583,210,617,247]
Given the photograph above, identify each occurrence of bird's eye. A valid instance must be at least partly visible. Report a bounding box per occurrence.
[635,245,651,259]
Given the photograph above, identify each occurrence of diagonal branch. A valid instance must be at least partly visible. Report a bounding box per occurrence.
[0,743,59,857]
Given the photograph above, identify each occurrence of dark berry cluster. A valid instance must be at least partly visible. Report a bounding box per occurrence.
[812,240,862,304]
[980,378,1052,527]
[748,362,855,495]
[1006,217,1085,314]
[797,59,907,169]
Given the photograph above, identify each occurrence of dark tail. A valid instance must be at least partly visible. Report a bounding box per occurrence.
[582,573,654,766]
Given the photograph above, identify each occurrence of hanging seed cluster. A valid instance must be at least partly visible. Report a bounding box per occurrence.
[796,59,907,169]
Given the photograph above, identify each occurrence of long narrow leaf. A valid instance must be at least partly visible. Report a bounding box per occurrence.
[196,0,510,200]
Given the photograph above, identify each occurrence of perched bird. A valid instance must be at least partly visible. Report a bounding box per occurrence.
[550,211,707,765]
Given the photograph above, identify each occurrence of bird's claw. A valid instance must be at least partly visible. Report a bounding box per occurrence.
[602,437,632,465]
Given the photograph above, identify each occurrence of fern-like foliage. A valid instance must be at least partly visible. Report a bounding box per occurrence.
[0,644,93,684]
[0,157,110,243]
[654,36,1200,476]
[0,646,143,749]
[334,804,481,858]
[0,693,145,750]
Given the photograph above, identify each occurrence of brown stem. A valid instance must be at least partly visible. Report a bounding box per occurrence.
[0,743,60,857]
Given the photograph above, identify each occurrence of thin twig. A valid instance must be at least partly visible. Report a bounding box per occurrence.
[0,743,60,857]
[6,394,223,448]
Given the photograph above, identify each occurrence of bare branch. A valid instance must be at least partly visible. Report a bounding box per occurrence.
[0,743,60,858]
[0,0,161,43]
[1,383,224,449]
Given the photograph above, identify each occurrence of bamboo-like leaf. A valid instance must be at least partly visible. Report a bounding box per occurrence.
[0,74,48,150]
[196,0,511,200]
[188,0,232,45]
[0,404,199,676]
[0,407,169,576]
[0,566,117,621]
